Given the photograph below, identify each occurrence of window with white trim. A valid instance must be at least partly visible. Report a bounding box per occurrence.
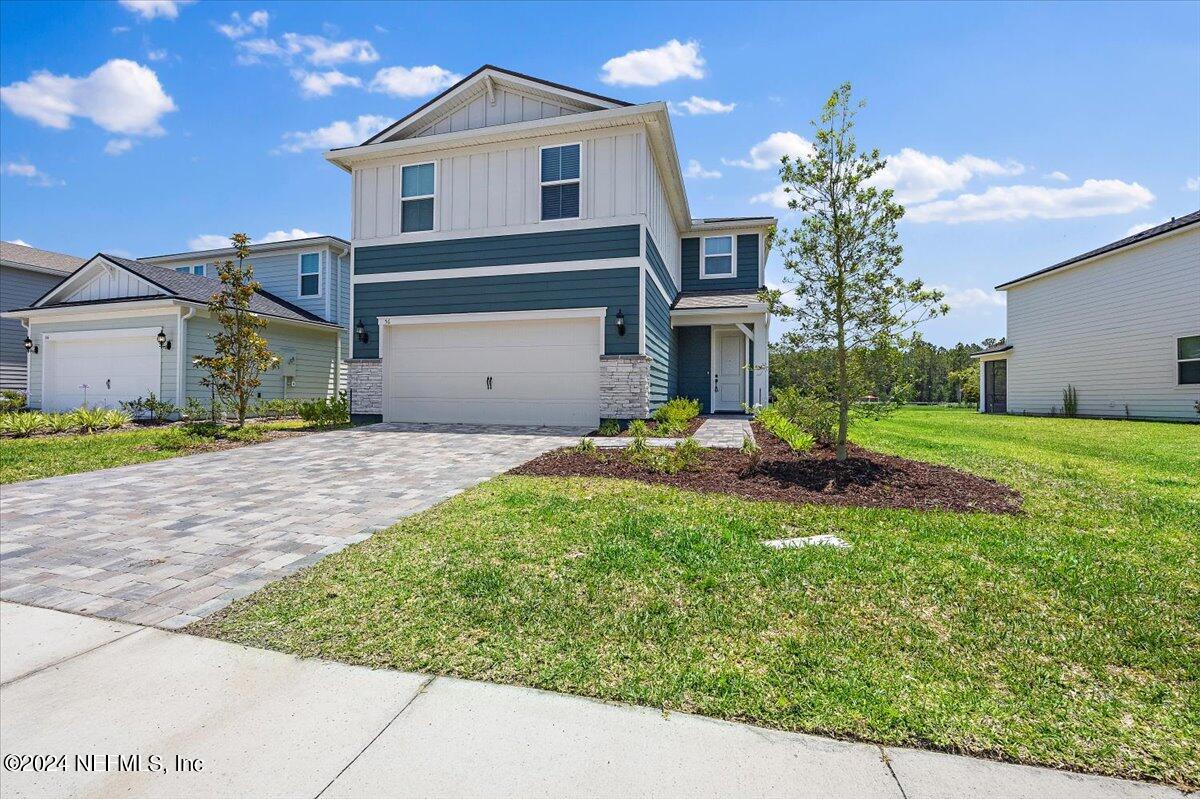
[299,252,320,297]
[540,143,580,221]
[175,265,205,276]
[1178,335,1200,385]
[401,162,435,232]
[701,236,735,278]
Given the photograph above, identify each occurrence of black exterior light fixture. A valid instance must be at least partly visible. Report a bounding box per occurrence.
[615,309,626,336]
[355,319,370,344]
[23,336,37,354]
[156,328,171,350]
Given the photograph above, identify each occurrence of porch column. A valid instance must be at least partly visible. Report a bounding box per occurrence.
[753,314,769,407]
[978,360,986,412]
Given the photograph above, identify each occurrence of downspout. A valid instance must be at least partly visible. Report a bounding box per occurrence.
[176,306,196,415]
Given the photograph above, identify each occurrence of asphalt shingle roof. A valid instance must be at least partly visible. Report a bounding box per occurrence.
[0,241,85,274]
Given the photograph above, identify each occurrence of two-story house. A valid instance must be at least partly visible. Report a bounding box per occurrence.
[5,237,349,412]
[327,65,775,427]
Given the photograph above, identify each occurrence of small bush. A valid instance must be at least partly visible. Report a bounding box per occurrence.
[182,396,219,422]
[772,387,836,444]
[45,413,76,434]
[297,392,349,428]
[740,434,761,476]
[597,419,620,437]
[69,407,112,434]
[627,418,650,438]
[121,392,177,424]
[653,397,701,426]
[0,390,27,413]
[1062,385,1079,418]
[183,421,224,439]
[254,398,301,420]
[222,425,264,443]
[1,411,48,437]
[675,436,703,468]
[755,404,815,453]
[101,409,132,430]
[574,437,597,455]
[655,419,687,437]
[626,432,651,458]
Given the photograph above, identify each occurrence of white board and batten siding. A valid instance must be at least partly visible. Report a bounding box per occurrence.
[645,151,680,289]
[353,128,653,243]
[1005,225,1200,420]
[63,268,159,303]
[413,87,588,138]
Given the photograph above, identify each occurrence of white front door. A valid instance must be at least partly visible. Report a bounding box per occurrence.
[383,313,602,427]
[713,330,746,412]
[43,329,162,411]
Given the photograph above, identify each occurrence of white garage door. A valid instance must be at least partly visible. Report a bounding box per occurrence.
[43,328,162,412]
[383,311,602,427]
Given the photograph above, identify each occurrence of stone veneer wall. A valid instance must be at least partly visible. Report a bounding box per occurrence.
[599,354,651,420]
[346,358,382,415]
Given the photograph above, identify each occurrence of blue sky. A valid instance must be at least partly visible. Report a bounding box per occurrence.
[2,0,1197,346]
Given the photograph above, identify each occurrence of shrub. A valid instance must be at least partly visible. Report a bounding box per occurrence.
[627,418,650,438]
[182,396,218,422]
[183,421,224,439]
[655,418,687,437]
[0,390,27,413]
[1063,385,1079,418]
[222,425,264,443]
[574,437,597,455]
[45,413,76,434]
[675,436,703,468]
[597,419,620,437]
[1,411,48,437]
[70,407,114,434]
[626,432,650,458]
[297,392,349,428]
[254,398,301,420]
[755,404,815,453]
[653,397,701,426]
[740,434,762,476]
[102,409,132,429]
[770,387,833,446]
[120,392,177,424]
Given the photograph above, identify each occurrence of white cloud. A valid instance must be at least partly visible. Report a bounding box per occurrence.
[670,96,735,116]
[188,228,322,251]
[1044,170,1069,181]
[368,65,461,98]
[0,59,176,135]
[724,131,815,170]
[104,138,135,156]
[236,33,378,66]
[600,39,705,86]
[1185,176,1200,191]
[112,26,131,34]
[118,0,193,21]
[906,179,1155,224]
[146,49,168,62]
[1124,221,1159,237]
[274,114,392,153]
[5,239,31,247]
[374,24,389,34]
[683,159,721,179]
[871,149,1025,204]
[293,69,362,98]
[750,184,792,209]
[2,161,64,187]
[217,10,269,39]
[933,285,1006,310]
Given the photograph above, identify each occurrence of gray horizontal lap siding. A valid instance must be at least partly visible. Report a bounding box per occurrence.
[353,269,640,359]
[355,225,640,275]
[680,234,761,292]
[644,281,673,410]
[1,265,66,393]
[676,326,712,413]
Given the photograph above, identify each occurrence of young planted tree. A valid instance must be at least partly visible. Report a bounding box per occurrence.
[765,83,948,460]
[191,233,279,426]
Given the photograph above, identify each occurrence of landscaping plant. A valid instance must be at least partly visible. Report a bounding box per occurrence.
[191,233,280,426]
[626,418,650,438]
[597,419,620,437]
[297,392,349,428]
[764,83,947,460]
[0,411,47,437]
[1062,384,1079,417]
[573,437,597,455]
[739,434,761,477]
[120,392,178,424]
[0,390,27,413]
[754,399,815,452]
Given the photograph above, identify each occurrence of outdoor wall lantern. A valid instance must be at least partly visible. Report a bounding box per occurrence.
[23,336,37,354]
[355,319,369,344]
[615,309,626,336]
[157,328,172,350]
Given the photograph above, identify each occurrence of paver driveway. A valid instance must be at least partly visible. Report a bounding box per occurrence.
[0,423,583,628]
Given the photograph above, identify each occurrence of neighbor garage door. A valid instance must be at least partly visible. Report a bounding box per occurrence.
[42,328,161,412]
[382,311,602,427]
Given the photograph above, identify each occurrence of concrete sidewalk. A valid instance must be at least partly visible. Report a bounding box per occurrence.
[0,602,1183,799]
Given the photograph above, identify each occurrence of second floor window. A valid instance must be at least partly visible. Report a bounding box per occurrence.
[701,236,735,278]
[299,252,320,297]
[541,143,580,221]
[175,265,205,276]
[401,162,435,232]
[1179,335,1200,385]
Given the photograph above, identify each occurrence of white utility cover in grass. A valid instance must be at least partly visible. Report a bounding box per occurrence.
[383,314,602,427]
[42,329,160,411]
[763,535,851,549]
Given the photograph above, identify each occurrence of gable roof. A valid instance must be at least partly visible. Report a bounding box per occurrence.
[360,65,632,146]
[22,253,338,328]
[996,209,1200,290]
[0,241,85,275]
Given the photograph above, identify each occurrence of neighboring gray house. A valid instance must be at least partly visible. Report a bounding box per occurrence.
[3,237,350,412]
[0,242,85,394]
[327,65,776,427]
[974,210,1200,421]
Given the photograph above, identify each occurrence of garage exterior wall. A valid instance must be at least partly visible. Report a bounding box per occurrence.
[185,315,339,404]
[1,265,63,393]
[25,313,180,409]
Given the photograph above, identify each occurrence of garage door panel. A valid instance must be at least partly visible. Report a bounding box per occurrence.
[384,315,602,426]
[44,333,161,412]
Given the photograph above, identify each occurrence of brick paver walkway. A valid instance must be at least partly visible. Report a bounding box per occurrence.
[0,423,582,628]
[693,415,755,448]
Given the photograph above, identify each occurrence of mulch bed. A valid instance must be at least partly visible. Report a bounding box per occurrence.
[511,423,1022,514]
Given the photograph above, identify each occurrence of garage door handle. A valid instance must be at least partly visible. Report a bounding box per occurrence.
[486,376,493,390]
[106,379,111,389]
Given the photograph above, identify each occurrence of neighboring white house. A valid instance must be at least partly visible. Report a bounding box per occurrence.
[974,210,1200,421]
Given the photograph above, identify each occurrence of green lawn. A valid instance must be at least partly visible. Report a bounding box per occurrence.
[199,408,1199,787]
[0,420,334,484]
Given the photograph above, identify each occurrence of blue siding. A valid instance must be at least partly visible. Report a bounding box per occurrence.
[680,233,761,292]
[356,225,640,275]
[676,325,711,413]
[352,268,639,358]
[644,281,673,410]
[644,230,677,299]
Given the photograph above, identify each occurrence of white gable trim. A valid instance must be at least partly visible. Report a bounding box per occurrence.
[35,256,167,308]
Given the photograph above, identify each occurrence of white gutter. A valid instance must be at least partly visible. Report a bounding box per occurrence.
[176,306,196,407]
